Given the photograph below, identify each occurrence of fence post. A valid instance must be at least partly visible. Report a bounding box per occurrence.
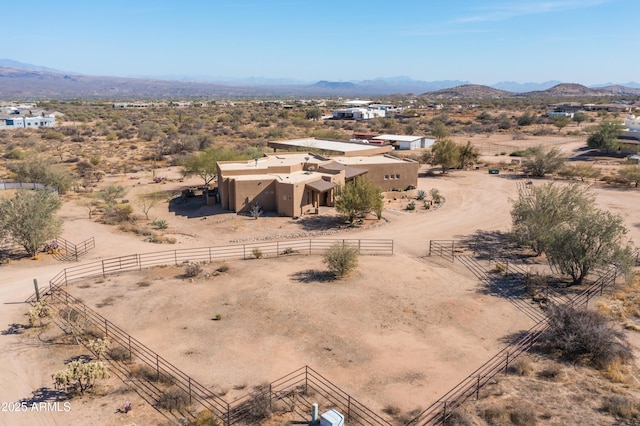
[102,260,106,278]
[156,354,160,382]
[347,395,351,421]
[391,239,394,255]
[451,241,454,261]
[189,377,192,404]
[504,351,509,374]
[358,239,361,253]
[276,241,279,257]
[104,319,108,338]
[442,401,447,425]
[174,250,178,266]
[243,244,246,260]
[304,365,308,395]
[476,375,481,400]
[128,335,132,361]
[309,239,312,255]
[269,383,272,411]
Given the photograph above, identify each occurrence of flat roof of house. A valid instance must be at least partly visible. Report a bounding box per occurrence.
[232,170,334,185]
[330,155,412,165]
[218,153,323,171]
[372,134,428,142]
[268,138,380,153]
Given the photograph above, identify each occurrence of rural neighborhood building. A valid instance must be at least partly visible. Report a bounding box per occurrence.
[0,114,56,129]
[332,107,386,120]
[371,134,435,150]
[268,138,392,157]
[217,151,418,217]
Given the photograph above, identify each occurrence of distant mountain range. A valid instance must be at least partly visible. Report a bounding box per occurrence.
[1,59,640,99]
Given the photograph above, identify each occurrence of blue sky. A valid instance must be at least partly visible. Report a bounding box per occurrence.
[2,0,638,85]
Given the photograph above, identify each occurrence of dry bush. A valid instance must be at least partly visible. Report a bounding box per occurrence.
[245,385,271,423]
[157,386,190,412]
[193,409,224,426]
[539,304,633,369]
[109,345,131,362]
[323,242,359,278]
[537,365,562,381]
[480,404,537,426]
[184,262,202,277]
[508,357,534,376]
[129,363,174,385]
[601,395,640,420]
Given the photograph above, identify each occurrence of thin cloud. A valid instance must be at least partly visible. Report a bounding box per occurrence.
[450,0,613,24]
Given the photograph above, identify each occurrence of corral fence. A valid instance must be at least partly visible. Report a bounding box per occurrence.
[39,238,393,291]
[53,236,95,261]
[428,240,473,262]
[40,286,390,425]
[418,241,625,424]
[227,366,392,425]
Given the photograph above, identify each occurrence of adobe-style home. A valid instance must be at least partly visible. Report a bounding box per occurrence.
[217,151,418,217]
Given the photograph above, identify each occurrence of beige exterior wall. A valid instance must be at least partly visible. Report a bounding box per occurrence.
[359,160,419,191]
[230,179,277,213]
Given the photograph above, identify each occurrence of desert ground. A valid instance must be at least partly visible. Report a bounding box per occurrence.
[2,139,640,425]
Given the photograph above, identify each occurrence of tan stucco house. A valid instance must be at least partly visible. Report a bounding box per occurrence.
[217,151,418,217]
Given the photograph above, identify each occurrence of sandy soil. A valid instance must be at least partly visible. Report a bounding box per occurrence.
[2,151,640,425]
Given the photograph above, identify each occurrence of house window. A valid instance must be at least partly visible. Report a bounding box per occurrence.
[396,174,400,179]
[384,175,389,180]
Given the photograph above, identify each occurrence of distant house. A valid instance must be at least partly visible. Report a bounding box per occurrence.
[332,107,385,120]
[371,134,435,150]
[268,137,392,157]
[217,151,418,217]
[0,114,56,129]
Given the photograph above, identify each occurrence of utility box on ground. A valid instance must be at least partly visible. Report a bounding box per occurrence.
[488,168,500,175]
[320,409,345,426]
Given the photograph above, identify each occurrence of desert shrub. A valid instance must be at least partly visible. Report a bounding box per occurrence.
[323,242,359,278]
[430,188,442,203]
[216,264,229,273]
[444,408,477,425]
[282,247,295,255]
[184,263,202,277]
[86,337,111,360]
[150,219,169,229]
[109,346,131,362]
[157,387,190,412]
[481,405,537,426]
[406,201,416,211]
[416,189,426,200]
[252,248,263,259]
[539,304,633,369]
[245,386,271,423]
[537,365,561,380]
[508,357,534,376]
[601,396,640,420]
[28,301,52,327]
[194,409,224,426]
[130,364,174,385]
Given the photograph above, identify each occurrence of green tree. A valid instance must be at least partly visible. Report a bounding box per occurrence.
[572,112,588,127]
[431,139,460,173]
[180,147,246,187]
[517,112,536,126]
[323,242,359,278]
[551,115,571,132]
[334,177,383,224]
[618,165,640,188]
[95,185,127,206]
[137,121,162,141]
[305,107,322,121]
[458,141,480,169]
[431,121,449,141]
[0,190,63,257]
[545,208,633,285]
[587,121,625,153]
[521,146,565,177]
[10,156,74,194]
[511,182,594,256]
